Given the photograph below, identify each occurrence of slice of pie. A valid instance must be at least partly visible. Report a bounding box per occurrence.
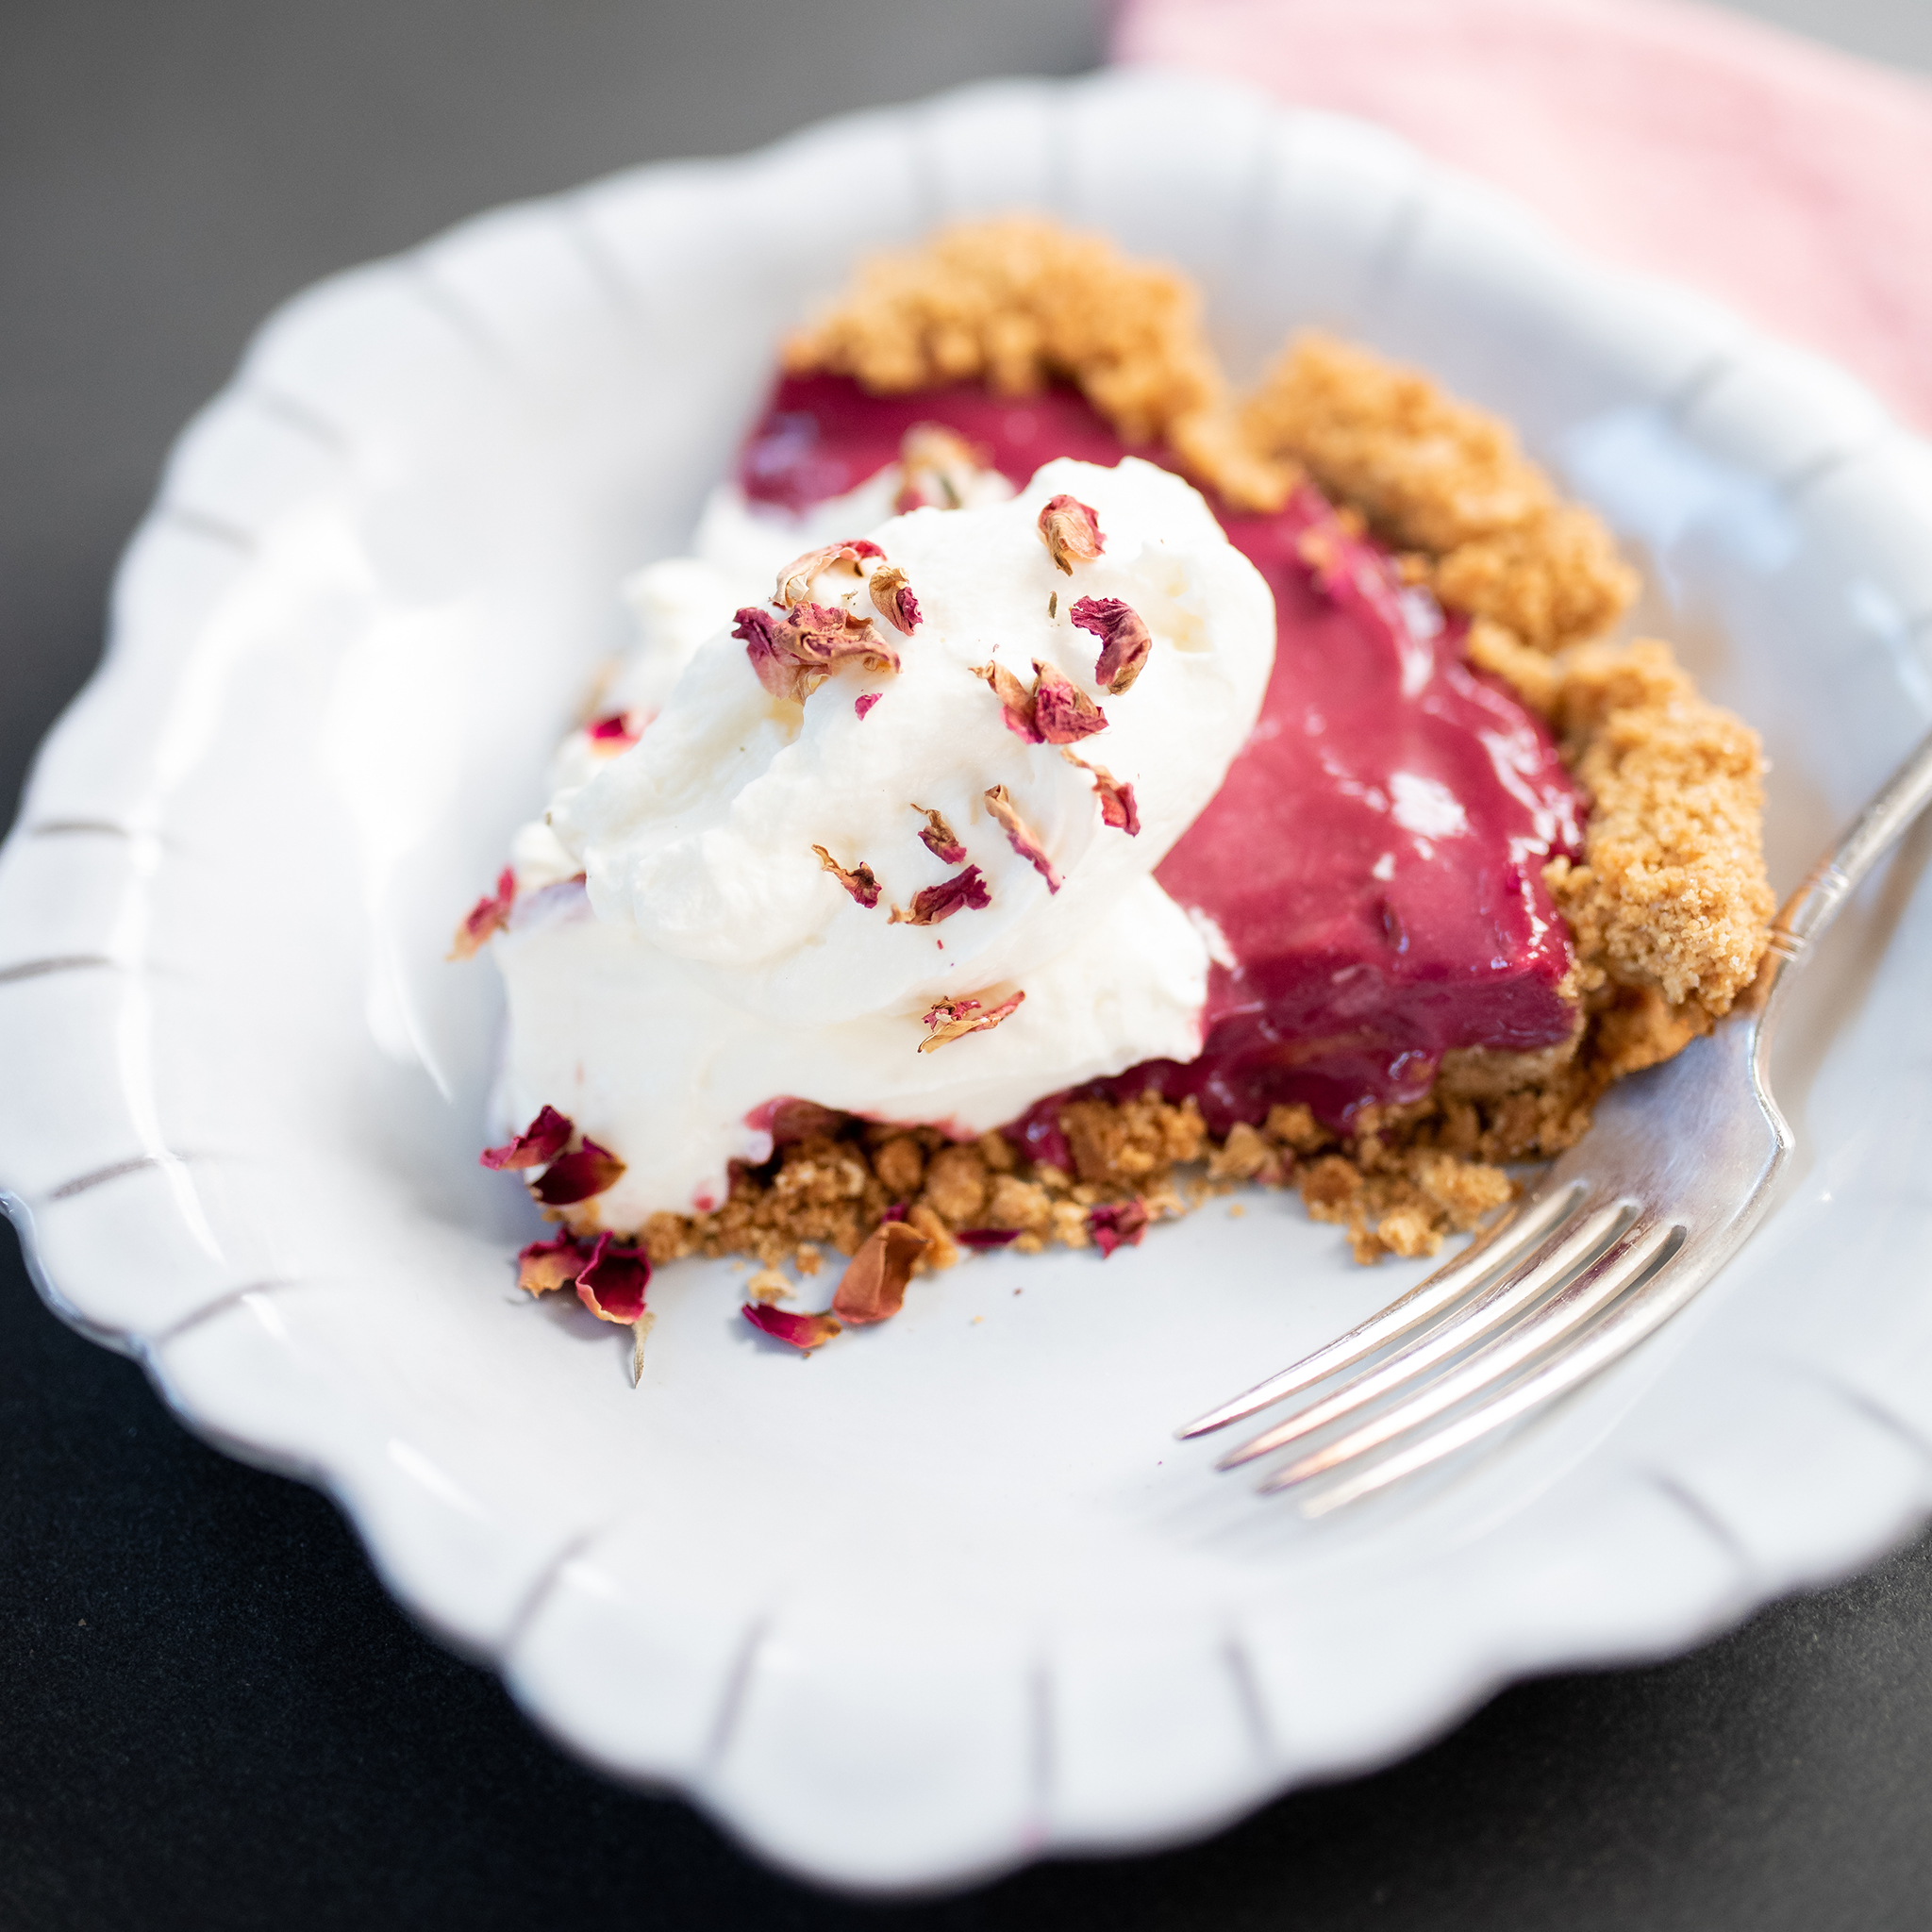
[463,218,1773,1345]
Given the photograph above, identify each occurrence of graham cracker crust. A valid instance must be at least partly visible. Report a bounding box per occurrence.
[622,1092,1520,1277]
[591,218,1775,1270]
[782,213,1291,512]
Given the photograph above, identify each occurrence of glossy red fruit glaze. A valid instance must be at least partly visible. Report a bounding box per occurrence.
[738,376,1587,1137]
[1145,490,1583,1132]
[741,374,1149,512]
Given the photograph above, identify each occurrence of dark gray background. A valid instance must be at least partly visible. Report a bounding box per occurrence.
[5,3,1932,1926]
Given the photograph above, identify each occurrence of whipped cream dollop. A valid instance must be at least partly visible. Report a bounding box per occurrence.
[494,457,1275,1223]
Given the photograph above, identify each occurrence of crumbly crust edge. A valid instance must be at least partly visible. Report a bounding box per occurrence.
[562,1092,1528,1277]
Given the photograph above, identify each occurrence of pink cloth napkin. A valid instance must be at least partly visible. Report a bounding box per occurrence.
[1111,0,1932,431]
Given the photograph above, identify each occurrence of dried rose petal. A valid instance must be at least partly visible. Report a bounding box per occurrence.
[532,1137,626,1206]
[733,604,780,657]
[516,1231,593,1296]
[910,804,967,865]
[799,602,899,675]
[983,784,1061,892]
[587,711,641,752]
[855,691,881,722]
[480,1104,573,1171]
[896,422,988,511]
[735,603,899,704]
[774,539,885,609]
[1070,597,1154,694]
[449,867,516,960]
[955,1227,1021,1249]
[1037,494,1105,574]
[918,989,1025,1052]
[1061,748,1141,835]
[880,1202,909,1224]
[889,865,991,927]
[1098,784,1139,833]
[575,1232,652,1324]
[867,561,922,636]
[776,546,841,609]
[972,660,1043,743]
[742,1302,842,1351]
[812,843,882,910]
[733,606,789,695]
[1088,1198,1150,1257]
[831,1221,931,1326]
[1030,660,1108,743]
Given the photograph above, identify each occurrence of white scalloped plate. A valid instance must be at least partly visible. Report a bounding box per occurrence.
[5,67,1932,1894]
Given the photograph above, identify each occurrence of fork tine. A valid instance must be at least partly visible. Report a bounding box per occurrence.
[1217,1202,1633,1469]
[1291,1223,1691,1514]
[1257,1219,1679,1495]
[1176,1180,1590,1441]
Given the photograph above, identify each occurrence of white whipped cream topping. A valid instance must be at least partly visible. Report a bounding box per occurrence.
[506,472,918,890]
[496,874,1210,1218]
[493,456,1275,1222]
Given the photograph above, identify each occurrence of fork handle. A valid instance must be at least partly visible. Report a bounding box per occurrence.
[1749,721,1932,1009]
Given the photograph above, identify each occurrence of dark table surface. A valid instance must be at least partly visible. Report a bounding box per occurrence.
[6,4,1932,1926]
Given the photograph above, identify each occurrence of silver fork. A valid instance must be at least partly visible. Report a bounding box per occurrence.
[1179,724,1932,1515]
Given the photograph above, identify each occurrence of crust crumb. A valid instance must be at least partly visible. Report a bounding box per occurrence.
[1060,1091,1206,1185]
[783,216,1293,511]
[871,1134,924,1196]
[907,1203,959,1272]
[1206,1121,1286,1186]
[606,1089,1538,1275]
[1241,332,1636,647]
[1299,1129,1518,1264]
[1545,638,1774,1017]
[1465,617,1560,716]
[1264,1103,1332,1154]
[1432,505,1637,653]
[988,1174,1055,1233]
[921,1143,989,1224]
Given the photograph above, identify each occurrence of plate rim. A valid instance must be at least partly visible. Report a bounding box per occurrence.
[5,65,1932,1893]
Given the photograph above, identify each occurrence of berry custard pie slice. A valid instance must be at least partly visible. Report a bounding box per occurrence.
[458,218,1774,1355]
